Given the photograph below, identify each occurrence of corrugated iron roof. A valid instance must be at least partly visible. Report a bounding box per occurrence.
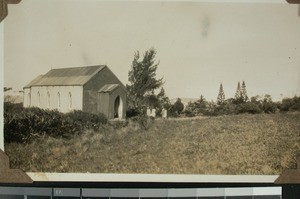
[24,65,106,88]
[98,84,119,93]
[24,75,44,88]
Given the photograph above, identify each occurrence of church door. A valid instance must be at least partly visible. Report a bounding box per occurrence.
[114,96,123,119]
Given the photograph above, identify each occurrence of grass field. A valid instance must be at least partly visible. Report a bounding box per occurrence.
[5,112,300,174]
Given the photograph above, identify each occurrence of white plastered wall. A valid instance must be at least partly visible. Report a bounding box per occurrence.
[27,86,83,113]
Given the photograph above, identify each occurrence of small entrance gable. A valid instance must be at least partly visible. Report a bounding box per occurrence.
[98,84,126,119]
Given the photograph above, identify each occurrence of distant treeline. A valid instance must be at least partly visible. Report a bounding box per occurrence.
[182,95,300,117]
[179,81,300,117]
[149,81,300,117]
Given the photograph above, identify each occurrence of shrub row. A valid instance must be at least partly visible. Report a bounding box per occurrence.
[4,102,107,143]
[184,96,300,117]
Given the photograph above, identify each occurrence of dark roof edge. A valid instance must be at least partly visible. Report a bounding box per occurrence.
[46,64,106,72]
[24,84,84,88]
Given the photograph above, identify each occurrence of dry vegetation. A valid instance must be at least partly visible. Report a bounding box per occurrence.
[5,112,300,174]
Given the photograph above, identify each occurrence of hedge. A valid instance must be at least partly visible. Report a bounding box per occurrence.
[4,102,107,143]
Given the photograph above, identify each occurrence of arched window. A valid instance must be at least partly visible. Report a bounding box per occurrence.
[47,92,50,108]
[68,92,72,109]
[57,92,60,108]
[37,92,41,107]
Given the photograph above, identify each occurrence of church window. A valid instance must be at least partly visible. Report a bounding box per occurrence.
[57,92,61,108]
[47,92,50,108]
[28,93,31,107]
[68,92,72,109]
[37,92,41,107]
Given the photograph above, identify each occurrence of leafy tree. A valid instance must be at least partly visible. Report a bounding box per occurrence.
[144,92,160,109]
[280,96,300,112]
[157,87,170,108]
[261,94,277,113]
[170,98,184,116]
[186,95,208,115]
[126,48,164,114]
[241,81,248,102]
[217,83,225,105]
[195,95,207,111]
[250,94,277,113]
[206,101,218,116]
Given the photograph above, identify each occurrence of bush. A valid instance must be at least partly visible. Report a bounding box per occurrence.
[109,120,129,129]
[171,98,184,115]
[4,102,23,113]
[183,109,196,117]
[280,96,300,112]
[220,103,238,115]
[126,108,141,118]
[237,102,262,114]
[208,103,237,116]
[4,103,108,143]
[4,106,64,142]
[185,96,207,116]
[66,110,107,129]
[129,115,154,130]
[262,101,278,113]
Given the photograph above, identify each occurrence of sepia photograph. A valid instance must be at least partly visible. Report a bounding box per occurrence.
[2,0,300,175]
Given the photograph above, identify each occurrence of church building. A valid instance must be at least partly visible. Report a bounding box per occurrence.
[23,65,126,119]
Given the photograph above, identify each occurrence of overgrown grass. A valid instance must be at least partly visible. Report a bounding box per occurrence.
[5,112,300,174]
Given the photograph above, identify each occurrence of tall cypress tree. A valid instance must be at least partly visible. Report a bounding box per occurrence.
[241,81,248,102]
[217,83,226,105]
[234,81,244,104]
[235,82,242,99]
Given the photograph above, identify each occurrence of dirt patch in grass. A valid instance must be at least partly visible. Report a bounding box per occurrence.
[5,112,300,174]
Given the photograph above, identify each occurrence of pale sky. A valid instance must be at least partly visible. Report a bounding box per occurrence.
[3,0,300,101]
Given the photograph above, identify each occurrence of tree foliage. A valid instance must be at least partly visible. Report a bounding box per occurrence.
[157,87,171,109]
[170,98,184,116]
[233,81,248,104]
[126,48,164,115]
[234,82,243,104]
[279,96,300,112]
[217,83,226,105]
[241,81,248,102]
[185,95,208,116]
